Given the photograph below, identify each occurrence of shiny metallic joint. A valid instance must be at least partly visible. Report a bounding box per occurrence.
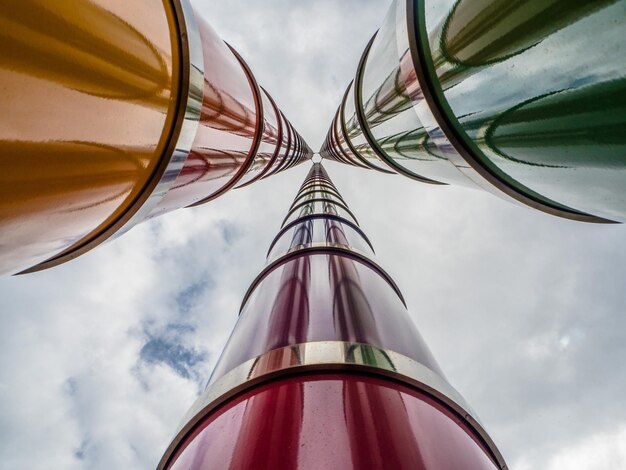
[158,341,507,470]
[21,0,205,273]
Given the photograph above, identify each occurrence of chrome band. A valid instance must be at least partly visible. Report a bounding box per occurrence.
[158,341,507,470]
[20,0,205,273]
[299,180,341,192]
[354,32,445,185]
[241,244,406,312]
[404,0,613,223]
[267,213,375,256]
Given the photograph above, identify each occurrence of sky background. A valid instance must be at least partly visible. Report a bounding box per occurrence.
[1,1,626,468]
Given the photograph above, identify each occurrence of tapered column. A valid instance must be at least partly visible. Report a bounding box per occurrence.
[0,0,312,276]
[159,163,506,470]
[322,0,626,223]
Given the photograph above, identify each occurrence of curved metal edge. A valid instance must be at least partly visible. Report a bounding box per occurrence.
[298,181,342,195]
[333,106,371,169]
[340,83,396,174]
[296,182,343,197]
[405,0,615,224]
[301,172,334,187]
[240,245,407,313]
[278,119,303,172]
[188,42,265,207]
[157,341,507,470]
[290,188,346,209]
[20,0,204,274]
[263,111,292,178]
[267,213,376,258]
[354,32,446,185]
[235,87,284,188]
[266,241,377,269]
[282,197,358,228]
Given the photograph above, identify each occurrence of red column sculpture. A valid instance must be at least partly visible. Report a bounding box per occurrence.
[159,163,507,470]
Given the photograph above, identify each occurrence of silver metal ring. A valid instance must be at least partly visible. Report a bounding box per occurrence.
[158,341,507,470]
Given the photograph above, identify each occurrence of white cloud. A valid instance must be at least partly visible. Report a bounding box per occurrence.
[546,425,626,470]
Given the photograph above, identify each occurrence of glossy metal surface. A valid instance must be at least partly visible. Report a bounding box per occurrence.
[322,0,622,222]
[267,223,375,262]
[0,0,182,275]
[161,162,506,469]
[158,161,507,470]
[162,372,503,470]
[420,0,626,221]
[355,32,445,185]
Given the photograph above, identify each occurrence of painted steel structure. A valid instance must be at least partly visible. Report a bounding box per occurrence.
[159,163,507,469]
[321,0,626,223]
[0,1,312,276]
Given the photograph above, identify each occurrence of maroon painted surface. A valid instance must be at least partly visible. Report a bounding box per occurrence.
[210,253,441,382]
[167,373,498,470]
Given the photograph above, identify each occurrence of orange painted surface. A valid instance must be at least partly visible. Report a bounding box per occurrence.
[0,1,181,275]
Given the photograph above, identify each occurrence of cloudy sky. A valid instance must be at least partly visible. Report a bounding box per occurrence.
[1,1,626,469]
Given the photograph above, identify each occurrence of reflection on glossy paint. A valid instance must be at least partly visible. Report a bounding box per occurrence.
[0,0,312,276]
[426,0,626,218]
[323,0,626,220]
[484,81,626,169]
[438,0,617,73]
[0,0,178,275]
[168,374,499,470]
[151,16,258,212]
[0,1,172,103]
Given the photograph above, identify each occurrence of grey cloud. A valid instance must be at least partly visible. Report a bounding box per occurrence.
[140,337,206,380]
